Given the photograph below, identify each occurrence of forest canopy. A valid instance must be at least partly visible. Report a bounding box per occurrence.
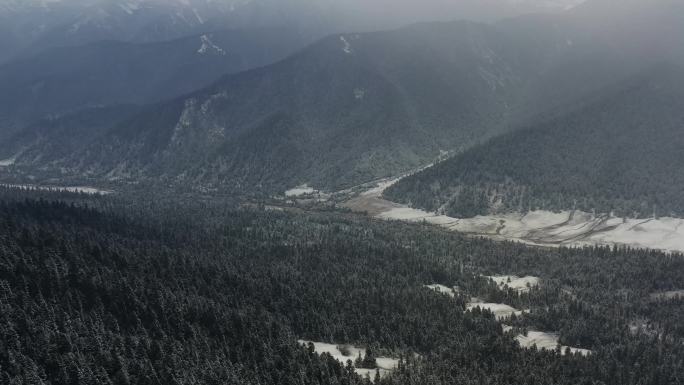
[0,189,682,384]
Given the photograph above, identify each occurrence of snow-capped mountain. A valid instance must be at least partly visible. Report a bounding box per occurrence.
[0,0,589,64]
[0,0,259,62]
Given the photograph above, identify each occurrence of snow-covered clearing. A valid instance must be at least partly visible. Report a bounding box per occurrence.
[466,301,525,320]
[423,284,524,320]
[424,285,590,355]
[1,184,112,195]
[515,331,591,356]
[485,275,540,293]
[423,284,525,319]
[298,340,399,380]
[424,284,458,297]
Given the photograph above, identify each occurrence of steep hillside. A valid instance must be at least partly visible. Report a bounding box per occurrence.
[0,27,311,140]
[0,105,141,170]
[6,0,682,194]
[385,64,684,218]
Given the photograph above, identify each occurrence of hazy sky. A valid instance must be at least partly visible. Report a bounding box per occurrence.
[306,0,588,31]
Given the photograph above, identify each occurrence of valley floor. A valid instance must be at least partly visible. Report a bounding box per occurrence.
[343,178,684,253]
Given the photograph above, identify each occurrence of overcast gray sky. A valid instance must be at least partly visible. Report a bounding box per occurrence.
[308,0,587,31]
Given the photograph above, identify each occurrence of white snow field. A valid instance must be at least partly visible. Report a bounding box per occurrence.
[1,184,112,195]
[298,340,399,380]
[485,275,540,293]
[515,331,591,356]
[375,205,684,254]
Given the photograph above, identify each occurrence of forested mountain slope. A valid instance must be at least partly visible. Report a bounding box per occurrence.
[0,105,142,169]
[43,21,533,192]
[385,64,684,218]
[0,190,682,383]
[0,27,311,141]
[5,0,682,194]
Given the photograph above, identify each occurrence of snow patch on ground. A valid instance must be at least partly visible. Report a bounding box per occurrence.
[285,185,317,197]
[466,302,524,320]
[118,1,140,15]
[192,7,204,24]
[298,340,399,380]
[423,284,523,319]
[197,34,226,55]
[485,275,540,293]
[650,290,684,301]
[360,177,402,197]
[515,331,591,356]
[424,284,458,297]
[340,35,353,54]
[0,156,16,166]
[424,283,589,355]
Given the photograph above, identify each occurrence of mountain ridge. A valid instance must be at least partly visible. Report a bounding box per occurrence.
[4,0,683,196]
[22,20,529,192]
[0,26,312,140]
